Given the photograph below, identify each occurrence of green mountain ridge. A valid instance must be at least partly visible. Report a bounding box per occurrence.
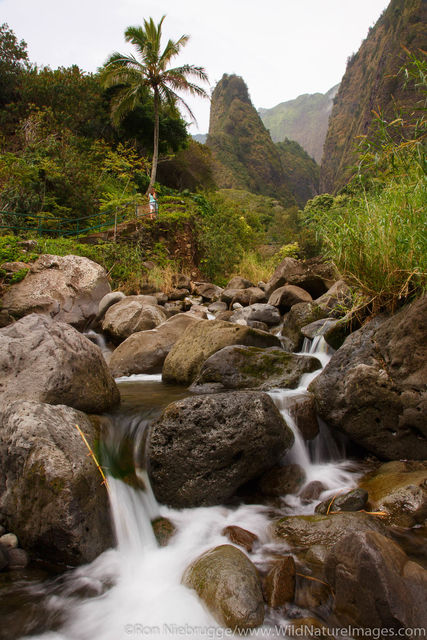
[259,84,339,163]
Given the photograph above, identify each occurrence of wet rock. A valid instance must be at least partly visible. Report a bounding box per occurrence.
[0,401,114,565]
[190,346,321,393]
[325,530,427,630]
[193,282,223,302]
[0,533,18,548]
[0,314,119,413]
[322,315,357,350]
[148,391,294,508]
[287,393,319,440]
[109,313,202,377]
[182,544,264,630]
[102,297,167,343]
[300,318,337,340]
[268,285,313,313]
[315,489,368,514]
[259,464,306,497]
[299,482,326,504]
[286,618,333,639]
[162,320,281,386]
[281,303,328,351]
[309,297,427,460]
[294,571,331,612]
[305,544,328,566]
[222,525,258,553]
[271,512,388,551]
[1,254,111,329]
[152,517,176,547]
[359,461,427,527]
[230,303,281,326]
[6,547,29,569]
[263,556,296,607]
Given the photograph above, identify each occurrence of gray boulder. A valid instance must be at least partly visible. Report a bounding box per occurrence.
[309,296,427,460]
[0,314,119,413]
[0,401,114,565]
[281,303,329,351]
[226,276,254,289]
[268,285,313,313]
[190,346,321,393]
[182,545,264,630]
[193,282,223,302]
[147,391,294,507]
[266,258,336,298]
[230,303,281,326]
[314,279,352,316]
[325,530,427,630]
[96,291,126,323]
[1,254,111,329]
[162,319,281,385]
[109,313,202,377]
[102,296,167,343]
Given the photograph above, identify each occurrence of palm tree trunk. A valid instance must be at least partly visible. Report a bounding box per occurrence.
[147,88,160,193]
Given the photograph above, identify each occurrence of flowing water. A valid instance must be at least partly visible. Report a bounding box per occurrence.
[4,337,363,640]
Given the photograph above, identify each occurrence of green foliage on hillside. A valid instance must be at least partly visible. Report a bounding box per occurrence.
[302,53,427,312]
[206,74,296,205]
[321,0,426,193]
[259,85,339,163]
[276,138,319,208]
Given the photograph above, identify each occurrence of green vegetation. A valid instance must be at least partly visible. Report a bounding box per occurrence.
[101,15,208,192]
[259,84,339,163]
[276,138,319,208]
[302,51,427,312]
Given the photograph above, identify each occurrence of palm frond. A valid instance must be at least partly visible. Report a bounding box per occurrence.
[167,64,209,84]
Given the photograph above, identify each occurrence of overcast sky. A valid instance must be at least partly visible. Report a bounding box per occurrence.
[2,0,390,133]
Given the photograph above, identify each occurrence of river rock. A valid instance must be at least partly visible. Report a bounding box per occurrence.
[271,512,388,551]
[309,297,427,460]
[172,273,191,289]
[287,393,320,440]
[0,545,8,571]
[102,296,167,343]
[164,300,186,315]
[315,489,368,514]
[268,285,313,313]
[151,517,176,547]
[314,280,352,316]
[266,258,333,298]
[182,544,264,630]
[147,391,294,507]
[325,530,427,630]
[299,481,327,504]
[190,346,321,393]
[0,314,119,413]
[231,287,267,306]
[96,291,126,323]
[1,254,111,329]
[0,533,18,548]
[0,401,114,565]
[186,304,208,319]
[230,303,281,326]
[6,547,29,569]
[193,282,223,302]
[281,303,329,351]
[226,276,254,289]
[300,318,337,340]
[259,464,306,497]
[263,556,296,607]
[359,461,427,527]
[168,288,190,301]
[109,313,202,377]
[162,320,281,385]
[208,301,228,314]
[222,525,258,552]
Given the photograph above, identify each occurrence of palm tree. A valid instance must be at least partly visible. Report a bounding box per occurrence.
[101,15,209,193]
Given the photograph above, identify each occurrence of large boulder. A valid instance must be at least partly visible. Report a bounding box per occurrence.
[281,302,329,351]
[147,391,294,507]
[192,282,223,302]
[221,287,267,306]
[314,280,352,316]
[190,346,321,393]
[359,461,427,527]
[325,530,427,630]
[268,285,312,313]
[101,296,167,343]
[182,544,264,630]
[230,303,281,326]
[266,258,335,298]
[0,401,114,565]
[1,254,111,329]
[108,313,202,377]
[95,291,126,324]
[162,319,281,385]
[309,297,427,460]
[0,314,119,413]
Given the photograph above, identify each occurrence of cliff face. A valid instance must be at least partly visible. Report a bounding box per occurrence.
[206,74,295,205]
[320,0,426,193]
[259,85,339,163]
[276,139,319,208]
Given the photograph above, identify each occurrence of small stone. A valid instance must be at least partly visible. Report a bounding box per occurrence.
[0,533,18,549]
[299,481,326,504]
[152,517,176,547]
[263,556,296,607]
[222,525,259,552]
[6,547,29,569]
[315,489,368,514]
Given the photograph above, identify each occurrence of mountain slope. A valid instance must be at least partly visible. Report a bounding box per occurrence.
[259,85,339,163]
[320,0,427,193]
[276,139,319,208]
[206,74,295,205]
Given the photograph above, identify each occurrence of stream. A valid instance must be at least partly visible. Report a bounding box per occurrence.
[2,337,364,640]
